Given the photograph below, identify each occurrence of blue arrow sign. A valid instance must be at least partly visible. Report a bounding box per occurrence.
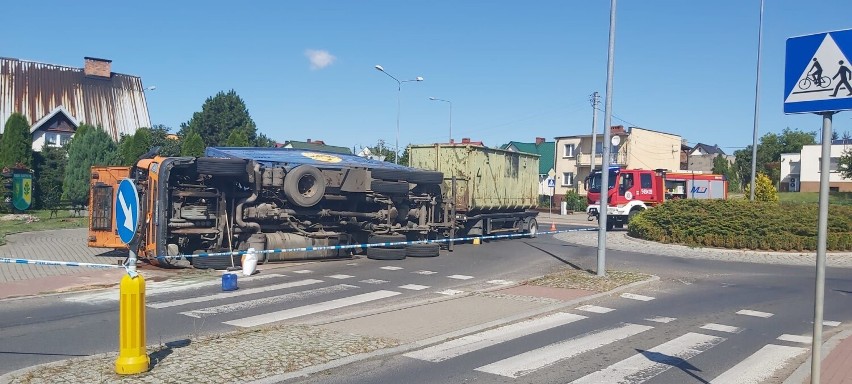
[785,29,852,114]
[115,179,139,245]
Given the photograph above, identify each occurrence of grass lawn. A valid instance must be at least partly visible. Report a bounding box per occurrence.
[0,210,88,247]
[779,192,852,205]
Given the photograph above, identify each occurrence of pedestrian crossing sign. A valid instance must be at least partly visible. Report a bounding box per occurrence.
[785,29,852,114]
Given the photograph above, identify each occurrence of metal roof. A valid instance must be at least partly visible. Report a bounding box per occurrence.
[206,147,416,171]
[0,57,150,140]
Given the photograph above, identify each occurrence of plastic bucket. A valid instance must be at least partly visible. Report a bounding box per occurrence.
[222,273,238,291]
[242,248,258,276]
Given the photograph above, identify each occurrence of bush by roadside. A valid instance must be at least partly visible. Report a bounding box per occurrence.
[627,199,852,251]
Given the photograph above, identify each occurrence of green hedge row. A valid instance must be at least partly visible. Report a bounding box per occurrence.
[627,199,852,251]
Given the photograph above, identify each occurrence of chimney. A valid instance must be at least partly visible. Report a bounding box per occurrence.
[314,140,325,145]
[449,139,455,144]
[461,138,471,144]
[306,139,312,143]
[610,125,625,134]
[83,57,112,78]
[535,137,545,145]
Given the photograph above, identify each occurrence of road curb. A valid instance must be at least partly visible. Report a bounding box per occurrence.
[250,274,661,383]
[782,327,852,384]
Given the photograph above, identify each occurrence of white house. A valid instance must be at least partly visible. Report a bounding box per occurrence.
[781,142,851,192]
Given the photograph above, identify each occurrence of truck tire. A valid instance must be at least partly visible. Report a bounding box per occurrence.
[405,243,440,257]
[406,171,443,185]
[283,165,326,207]
[196,157,247,177]
[606,220,614,231]
[368,234,407,249]
[371,180,410,195]
[366,247,406,260]
[525,218,538,238]
[369,168,409,181]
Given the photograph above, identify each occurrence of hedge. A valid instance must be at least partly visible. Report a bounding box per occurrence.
[627,199,852,251]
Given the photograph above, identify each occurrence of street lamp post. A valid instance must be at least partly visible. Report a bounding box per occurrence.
[429,97,452,142]
[375,65,423,164]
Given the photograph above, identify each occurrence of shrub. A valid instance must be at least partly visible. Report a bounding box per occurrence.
[564,190,587,212]
[63,125,120,207]
[744,172,778,202]
[627,199,852,251]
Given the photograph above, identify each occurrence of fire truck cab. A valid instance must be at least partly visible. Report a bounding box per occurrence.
[584,168,727,230]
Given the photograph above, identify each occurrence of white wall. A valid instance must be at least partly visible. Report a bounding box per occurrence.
[799,144,850,183]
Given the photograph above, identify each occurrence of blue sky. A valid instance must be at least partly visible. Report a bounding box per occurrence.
[3,0,852,153]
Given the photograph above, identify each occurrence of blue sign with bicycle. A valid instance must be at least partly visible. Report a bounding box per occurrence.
[785,29,852,114]
[115,179,139,245]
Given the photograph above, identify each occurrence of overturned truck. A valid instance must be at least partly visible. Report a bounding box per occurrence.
[88,145,538,268]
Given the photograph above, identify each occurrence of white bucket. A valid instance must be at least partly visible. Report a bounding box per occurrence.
[242,248,258,276]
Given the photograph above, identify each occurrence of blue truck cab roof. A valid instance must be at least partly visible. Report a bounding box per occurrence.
[205,147,417,171]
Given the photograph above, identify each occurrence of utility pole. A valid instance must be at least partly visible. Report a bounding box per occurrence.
[597,0,617,277]
[589,92,600,173]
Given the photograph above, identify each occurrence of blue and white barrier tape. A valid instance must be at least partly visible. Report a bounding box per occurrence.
[0,227,597,269]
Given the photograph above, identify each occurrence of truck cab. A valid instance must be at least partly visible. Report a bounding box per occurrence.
[584,168,665,230]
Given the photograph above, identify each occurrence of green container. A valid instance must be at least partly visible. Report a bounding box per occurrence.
[409,144,539,212]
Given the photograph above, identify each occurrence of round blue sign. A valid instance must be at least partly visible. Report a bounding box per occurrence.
[115,179,140,245]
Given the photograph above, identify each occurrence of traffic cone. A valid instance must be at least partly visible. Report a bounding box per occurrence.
[550,222,557,231]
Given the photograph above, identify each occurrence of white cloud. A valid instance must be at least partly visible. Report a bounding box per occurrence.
[305,49,336,70]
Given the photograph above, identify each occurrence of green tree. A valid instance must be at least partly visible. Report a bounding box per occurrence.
[33,146,67,212]
[839,148,852,180]
[224,128,251,147]
[744,173,778,202]
[181,131,205,157]
[118,128,153,165]
[712,154,739,192]
[255,132,276,148]
[0,113,33,169]
[63,125,120,207]
[148,124,181,157]
[398,145,410,166]
[178,90,257,146]
[368,139,398,163]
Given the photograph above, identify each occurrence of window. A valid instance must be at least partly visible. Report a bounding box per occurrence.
[45,134,57,146]
[818,157,840,173]
[563,144,575,158]
[641,173,653,188]
[562,172,574,186]
[59,134,71,147]
[91,185,113,230]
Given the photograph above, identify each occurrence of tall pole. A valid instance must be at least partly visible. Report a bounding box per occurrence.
[597,0,617,277]
[749,0,764,200]
[811,111,834,384]
[429,97,453,142]
[589,92,600,173]
[395,83,401,164]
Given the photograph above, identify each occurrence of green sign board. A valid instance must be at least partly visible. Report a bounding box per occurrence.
[12,172,32,211]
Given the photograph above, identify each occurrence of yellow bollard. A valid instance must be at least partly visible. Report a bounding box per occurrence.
[473,237,481,245]
[115,274,149,374]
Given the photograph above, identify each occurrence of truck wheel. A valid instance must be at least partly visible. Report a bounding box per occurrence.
[366,247,406,260]
[196,157,247,176]
[284,165,326,207]
[606,221,614,231]
[368,234,407,249]
[370,168,410,181]
[406,171,444,184]
[525,218,538,238]
[405,243,440,257]
[371,180,410,195]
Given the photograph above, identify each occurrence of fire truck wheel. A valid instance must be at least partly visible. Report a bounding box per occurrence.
[405,243,440,257]
[366,247,406,260]
[283,165,326,207]
[196,157,248,176]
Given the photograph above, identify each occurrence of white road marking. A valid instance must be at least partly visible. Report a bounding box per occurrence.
[413,270,437,275]
[700,323,743,334]
[223,290,401,327]
[64,274,286,303]
[404,312,587,362]
[824,321,841,327]
[646,317,677,324]
[777,334,812,344]
[399,284,429,291]
[447,275,474,280]
[326,274,354,280]
[346,263,358,266]
[710,344,808,384]
[620,293,655,301]
[476,323,653,378]
[571,332,725,384]
[359,279,388,285]
[292,270,313,274]
[487,280,515,285]
[150,279,324,309]
[381,266,403,271]
[576,305,615,314]
[736,309,774,318]
[436,289,465,296]
[179,284,357,318]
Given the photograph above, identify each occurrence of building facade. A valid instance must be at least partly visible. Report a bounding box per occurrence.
[501,137,556,196]
[554,126,682,197]
[1,57,150,150]
[783,142,852,192]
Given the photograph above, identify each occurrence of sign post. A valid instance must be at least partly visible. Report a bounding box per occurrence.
[114,178,149,375]
[785,28,852,384]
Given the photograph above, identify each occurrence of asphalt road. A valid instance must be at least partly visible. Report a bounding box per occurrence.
[1,226,850,384]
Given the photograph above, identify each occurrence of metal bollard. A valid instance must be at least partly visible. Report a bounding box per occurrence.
[115,274,149,374]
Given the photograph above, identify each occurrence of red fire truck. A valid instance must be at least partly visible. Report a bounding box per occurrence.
[584,168,728,230]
